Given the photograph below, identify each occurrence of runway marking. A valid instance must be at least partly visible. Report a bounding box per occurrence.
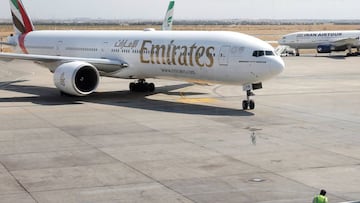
[178,91,217,104]
[339,201,360,203]
[178,97,217,104]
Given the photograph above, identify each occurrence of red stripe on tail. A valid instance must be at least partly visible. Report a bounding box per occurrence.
[18,0,33,33]
[19,34,28,54]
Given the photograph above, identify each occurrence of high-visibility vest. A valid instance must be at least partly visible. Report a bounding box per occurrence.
[313,195,328,203]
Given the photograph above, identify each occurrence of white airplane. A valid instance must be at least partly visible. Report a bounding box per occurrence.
[279,30,360,56]
[162,1,175,31]
[0,0,284,110]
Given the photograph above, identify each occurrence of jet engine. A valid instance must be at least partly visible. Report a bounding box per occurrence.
[317,45,333,53]
[53,61,100,96]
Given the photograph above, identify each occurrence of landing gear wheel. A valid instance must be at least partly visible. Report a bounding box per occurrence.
[242,100,255,110]
[249,100,255,110]
[129,82,136,92]
[346,52,359,57]
[242,89,256,110]
[148,83,155,92]
[242,100,249,110]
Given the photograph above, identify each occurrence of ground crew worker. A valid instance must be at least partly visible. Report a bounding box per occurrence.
[312,189,328,203]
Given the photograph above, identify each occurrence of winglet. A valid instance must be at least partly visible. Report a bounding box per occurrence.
[9,0,34,35]
[161,1,175,31]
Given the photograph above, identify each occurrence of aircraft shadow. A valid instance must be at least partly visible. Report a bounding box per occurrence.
[0,81,253,116]
[287,55,347,60]
[314,54,348,60]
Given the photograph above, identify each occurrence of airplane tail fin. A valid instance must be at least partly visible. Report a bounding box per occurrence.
[9,0,35,35]
[161,1,175,31]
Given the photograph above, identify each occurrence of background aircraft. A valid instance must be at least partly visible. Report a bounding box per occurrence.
[162,1,175,30]
[279,30,360,56]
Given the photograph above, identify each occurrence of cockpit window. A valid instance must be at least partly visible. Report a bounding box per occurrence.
[252,50,264,57]
[253,50,273,57]
[265,51,274,56]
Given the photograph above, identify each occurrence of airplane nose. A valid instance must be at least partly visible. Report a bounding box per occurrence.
[270,56,285,76]
[278,38,286,45]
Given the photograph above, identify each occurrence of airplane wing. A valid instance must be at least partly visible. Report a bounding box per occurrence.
[331,38,359,47]
[0,41,16,46]
[0,35,17,47]
[0,52,129,75]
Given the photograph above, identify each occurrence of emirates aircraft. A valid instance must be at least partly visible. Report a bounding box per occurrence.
[0,0,284,110]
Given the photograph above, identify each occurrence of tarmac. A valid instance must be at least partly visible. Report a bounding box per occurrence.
[0,54,359,203]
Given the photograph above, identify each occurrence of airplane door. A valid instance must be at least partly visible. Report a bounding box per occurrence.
[219,46,230,65]
[101,41,110,58]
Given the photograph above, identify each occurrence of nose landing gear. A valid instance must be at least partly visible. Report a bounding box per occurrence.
[242,90,255,110]
[242,82,262,110]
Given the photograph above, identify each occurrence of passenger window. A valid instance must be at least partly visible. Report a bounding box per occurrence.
[231,47,245,56]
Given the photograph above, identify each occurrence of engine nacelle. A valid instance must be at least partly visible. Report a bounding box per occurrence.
[317,45,333,53]
[53,61,100,96]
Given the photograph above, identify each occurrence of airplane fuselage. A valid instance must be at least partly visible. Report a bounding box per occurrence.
[18,30,283,86]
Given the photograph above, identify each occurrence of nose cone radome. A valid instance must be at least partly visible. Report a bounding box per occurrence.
[278,36,289,45]
[270,56,285,76]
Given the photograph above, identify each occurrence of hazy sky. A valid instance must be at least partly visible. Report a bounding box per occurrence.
[0,0,360,20]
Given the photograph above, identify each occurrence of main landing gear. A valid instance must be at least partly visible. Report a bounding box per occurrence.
[242,82,262,110]
[129,79,155,92]
[346,52,359,57]
[345,46,360,57]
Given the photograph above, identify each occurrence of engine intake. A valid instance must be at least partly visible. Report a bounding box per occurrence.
[317,45,333,53]
[54,61,100,96]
